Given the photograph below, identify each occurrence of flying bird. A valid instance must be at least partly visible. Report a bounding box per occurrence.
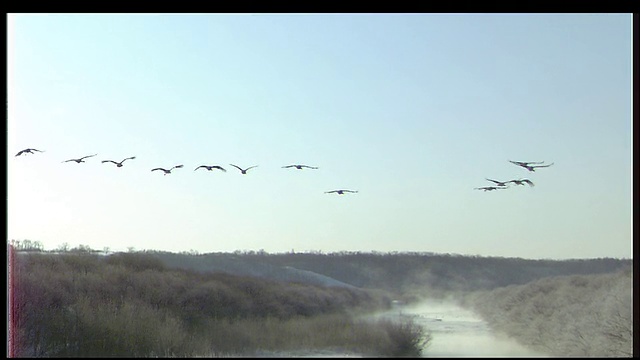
[194,165,227,172]
[151,165,184,175]
[282,164,319,170]
[62,154,97,163]
[229,164,258,174]
[474,186,508,192]
[508,179,535,187]
[15,148,44,157]
[485,178,510,187]
[509,160,554,172]
[325,190,358,195]
[102,156,136,167]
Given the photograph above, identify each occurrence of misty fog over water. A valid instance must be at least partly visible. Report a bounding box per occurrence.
[257,298,550,358]
[392,299,549,357]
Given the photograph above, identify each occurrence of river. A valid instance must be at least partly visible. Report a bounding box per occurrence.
[256,298,550,358]
[385,298,549,357]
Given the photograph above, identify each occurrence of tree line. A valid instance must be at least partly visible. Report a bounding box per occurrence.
[459,266,633,357]
[8,246,430,357]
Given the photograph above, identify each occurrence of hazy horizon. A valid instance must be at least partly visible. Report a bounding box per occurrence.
[7,14,632,260]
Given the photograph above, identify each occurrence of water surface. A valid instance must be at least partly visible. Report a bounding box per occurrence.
[393,299,549,357]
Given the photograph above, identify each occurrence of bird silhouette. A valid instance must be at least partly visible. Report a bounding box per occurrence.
[229,164,258,174]
[508,179,535,187]
[102,156,136,167]
[151,165,184,175]
[282,164,319,170]
[62,154,97,163]
[325,190,358,195]
[474,186,508,192]
[15,148,44,157]
[194,165,227,172]
[509,160,553,172]
[485,178,510,187]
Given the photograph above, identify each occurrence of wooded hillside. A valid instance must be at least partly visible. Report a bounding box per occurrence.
[460,266,633,357]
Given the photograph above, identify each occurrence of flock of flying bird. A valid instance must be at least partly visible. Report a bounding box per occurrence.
[16,148,553,194]
[14,148,358,195]
[474,160,554,192]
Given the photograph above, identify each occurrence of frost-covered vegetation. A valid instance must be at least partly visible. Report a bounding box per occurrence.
[8,249,427,357]
[460,266,633,357]
[9,242,631,357]
[148,249,630,299]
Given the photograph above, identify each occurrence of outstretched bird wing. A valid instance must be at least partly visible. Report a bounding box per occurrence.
[282,165,295,168]
[102,160,118,165]
[170,165,184,171]
[80,154,98,160]
[122,156,136,162]
[245,165,258,171]
[510,160,544,166]
[212,165,226,172]
[194,165,206,171]
[523,179,535,186]
[151,168,166,172]
[485,178,505,185]
[532,162,554,168]
[229,164,243,172]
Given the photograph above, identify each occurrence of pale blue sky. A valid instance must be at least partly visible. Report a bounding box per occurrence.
[7,14,632,259]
